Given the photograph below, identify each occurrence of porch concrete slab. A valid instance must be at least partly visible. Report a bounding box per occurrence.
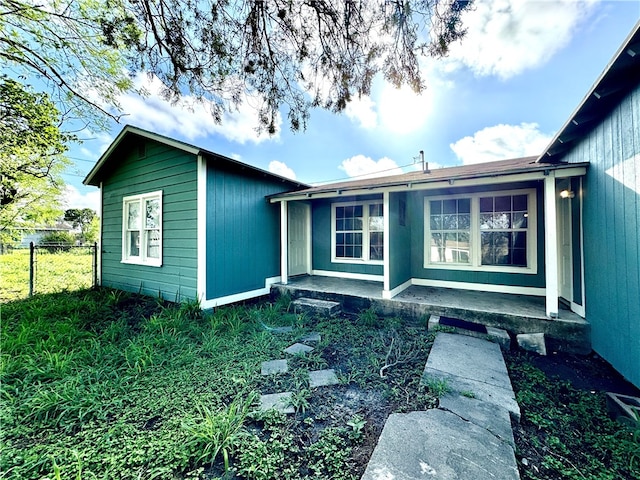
[300,332,321,343]
[261,359,288,375]
[284,342,314,355]
[439,394,515,448]
[259,392,294,414]
[309,369,339,388]
[361,410,519,480]
[273,277,591,354]
[422,333,520,420]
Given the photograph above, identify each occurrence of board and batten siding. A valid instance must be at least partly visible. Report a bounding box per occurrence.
[561,83,640,388]
[204,160,289,300]
[100,139,198,300]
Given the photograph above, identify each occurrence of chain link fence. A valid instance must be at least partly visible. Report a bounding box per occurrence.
[0,242,98,301]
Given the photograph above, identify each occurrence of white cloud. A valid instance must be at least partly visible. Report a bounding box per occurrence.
[117,74,280,144]
[63,185,101,213]
[268,160,297,180]
[345,96,378,129]
[339,155,405,179]
[450,122,552,164]
[446,0,600,78]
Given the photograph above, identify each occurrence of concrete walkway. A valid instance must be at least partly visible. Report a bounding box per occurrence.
[362,333,520,480]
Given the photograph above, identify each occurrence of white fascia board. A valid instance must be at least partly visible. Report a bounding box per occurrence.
[84,125,200,185]
[269,167,587,203]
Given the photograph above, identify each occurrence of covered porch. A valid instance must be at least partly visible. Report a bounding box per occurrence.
[271,275,591,354]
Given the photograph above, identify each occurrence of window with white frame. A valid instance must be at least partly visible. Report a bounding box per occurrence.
[425,189,536,273]
[332,201,384,263]
[122,191,162,266]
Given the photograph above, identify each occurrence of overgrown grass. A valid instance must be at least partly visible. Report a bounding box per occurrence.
[0,249,94,302]
[506,352,640,480]
[0,289,436,479]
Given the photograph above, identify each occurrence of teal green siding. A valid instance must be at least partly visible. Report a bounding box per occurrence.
[311,196,384,277]
[561,84,640,388]
[389,192,411,290]
[205,161,286,299]
[409,183,546,288]
[101,138,198,300]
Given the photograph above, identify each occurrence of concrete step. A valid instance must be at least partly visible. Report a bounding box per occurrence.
[292,297,341,317]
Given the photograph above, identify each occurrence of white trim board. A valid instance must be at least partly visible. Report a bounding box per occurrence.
[311,269,384,282]
[197,155,207,305]
[411,278,546,297]
[200,276,281,309]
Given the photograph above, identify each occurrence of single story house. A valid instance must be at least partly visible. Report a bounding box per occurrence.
[269,21,638,388]
[83,126,307,308]
[85,22,638,388]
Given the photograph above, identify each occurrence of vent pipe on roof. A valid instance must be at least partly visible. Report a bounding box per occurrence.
[421,150,430,174]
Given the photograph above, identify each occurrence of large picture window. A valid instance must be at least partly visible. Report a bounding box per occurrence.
[122,191,162,266]
[425,190,536,273]
[333,201,384,263]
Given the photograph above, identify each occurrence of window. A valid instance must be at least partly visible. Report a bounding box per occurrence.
[429,198,470,264]
[122,191,162,266]
[480,194,528,267]
[333,201,384,263]
[424,190,536,273]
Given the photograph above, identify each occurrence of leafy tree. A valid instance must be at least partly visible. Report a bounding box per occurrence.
[83,215,100,244]
[0,0,472,132]
[64,208,97,243]
[0,78,72,244]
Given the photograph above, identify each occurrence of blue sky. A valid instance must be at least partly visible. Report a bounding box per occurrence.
[63,0,640,211]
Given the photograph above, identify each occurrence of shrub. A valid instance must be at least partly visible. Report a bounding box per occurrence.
[39,231,76,252]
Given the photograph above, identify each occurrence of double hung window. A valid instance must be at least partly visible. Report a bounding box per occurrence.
[122,191,162,266]
[333,201,384,263]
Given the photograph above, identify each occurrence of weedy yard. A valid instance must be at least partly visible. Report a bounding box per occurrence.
[0,249,94,302]
[1,288,638,479]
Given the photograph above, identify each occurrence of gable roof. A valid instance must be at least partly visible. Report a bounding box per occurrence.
[83,125,309,189]
[538,21,640,163]
[270,156,587,201]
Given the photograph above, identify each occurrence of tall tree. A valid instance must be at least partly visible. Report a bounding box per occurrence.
[0,0,472,132]
[0,78,72,242]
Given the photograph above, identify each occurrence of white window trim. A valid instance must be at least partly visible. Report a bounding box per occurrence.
[423,188,537,274]
[331,200,384,265]
[122,190,163,267]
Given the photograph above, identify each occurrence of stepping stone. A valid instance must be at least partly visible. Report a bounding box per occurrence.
[309,369,339,388]
[284,343,314,355]
[261,359,288,375]
[300,332,321,343]
[263,325,293,333]
[422,333,520,420]
[361,410,519,480]
[259,392,294,414]
[292,297,341,317]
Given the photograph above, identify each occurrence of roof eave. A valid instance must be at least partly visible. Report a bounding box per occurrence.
[269,161,588,202]
[83,125,200,186]
[537,21,640,163]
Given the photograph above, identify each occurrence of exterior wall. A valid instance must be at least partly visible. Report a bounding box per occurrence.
[204,160,287,300]
[561,84,640,388]
[311,195,384,277]
[409,182,546,289]
[101,138,198,300]
[389,191,412,290]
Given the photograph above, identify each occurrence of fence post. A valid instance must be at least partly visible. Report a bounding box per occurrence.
[93,242,98,288]
[29,241,35,296]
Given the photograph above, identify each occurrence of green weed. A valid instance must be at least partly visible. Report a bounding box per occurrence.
[184,392,258,473]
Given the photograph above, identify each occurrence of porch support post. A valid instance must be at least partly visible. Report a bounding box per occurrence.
[280,200,289,285]
[544,174,559,318]
[382,191,391,299]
